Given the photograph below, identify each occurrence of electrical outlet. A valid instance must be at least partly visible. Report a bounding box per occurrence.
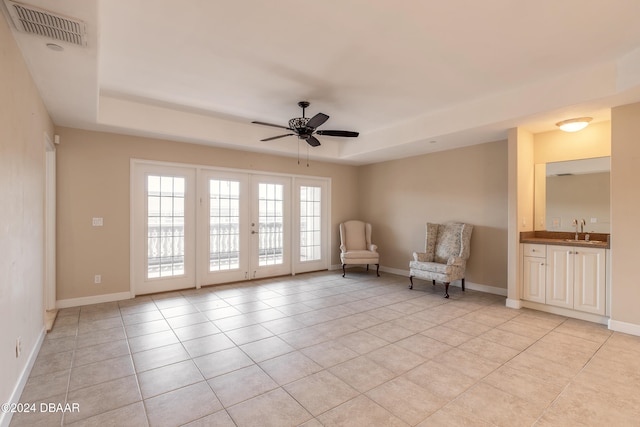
[16,336,22,358]
[92,217,103,227]
[94,275,101,284]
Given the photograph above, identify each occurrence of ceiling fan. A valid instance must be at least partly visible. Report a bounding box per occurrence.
[252,101,359,147]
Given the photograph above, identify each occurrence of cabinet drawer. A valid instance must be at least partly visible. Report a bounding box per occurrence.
[523,243,546,257]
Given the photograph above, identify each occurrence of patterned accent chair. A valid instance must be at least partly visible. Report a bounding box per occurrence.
[339,220,380,277]
[409,222,473,298]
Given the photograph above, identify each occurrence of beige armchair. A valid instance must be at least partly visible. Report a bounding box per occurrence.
[409,222,473,298]
[339,220,380,277]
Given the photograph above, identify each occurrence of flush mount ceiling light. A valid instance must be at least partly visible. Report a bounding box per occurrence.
[556,117,592,132]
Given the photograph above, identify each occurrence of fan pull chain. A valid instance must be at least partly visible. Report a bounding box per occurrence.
[307,144,310,167]
[297,139,300,165]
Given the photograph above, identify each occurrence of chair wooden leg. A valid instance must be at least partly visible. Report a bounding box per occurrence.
[432,280,436,286]
[342,264,346,278]
[409,276,414,289]
[444,282,450,298]
[462,278,465,292]
[376,264,380,277]
[366,264,369,271]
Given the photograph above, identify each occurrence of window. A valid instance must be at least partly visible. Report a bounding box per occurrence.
[300,185,322,262]
[147,175,185,278]
[257,182,284,266]
[209,179,241,271]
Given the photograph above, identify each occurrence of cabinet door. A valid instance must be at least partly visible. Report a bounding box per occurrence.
[546,246,574,309]
[522,256,546,304]
[573,247,606,315]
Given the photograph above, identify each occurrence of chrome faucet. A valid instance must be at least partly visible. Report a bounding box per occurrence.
[580,219,586,234]
[572,219,579,240]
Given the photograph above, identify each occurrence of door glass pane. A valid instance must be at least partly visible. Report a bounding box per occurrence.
[300,185,321,262]
[259,183,284,266]
[210,179,240,271]
[147,175,185,278]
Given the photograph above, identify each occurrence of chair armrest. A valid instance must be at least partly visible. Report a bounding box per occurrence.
[368,244,378,252]
[340,244,347,253]
[413,252,428,262]
[447,256,465,266]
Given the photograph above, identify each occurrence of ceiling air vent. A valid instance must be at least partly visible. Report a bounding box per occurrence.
[4,0,87,47]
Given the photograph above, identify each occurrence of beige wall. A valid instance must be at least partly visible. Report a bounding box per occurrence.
[611,103,640,327]
[0,12,54,419]
[534,121,611,164]
[357,140,508,290]
[57,129,509,300]
[55,127,360,300]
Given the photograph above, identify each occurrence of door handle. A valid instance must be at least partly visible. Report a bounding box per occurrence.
[252,230,257,234]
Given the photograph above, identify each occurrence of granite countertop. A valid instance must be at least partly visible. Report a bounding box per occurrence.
[520,231,610,249]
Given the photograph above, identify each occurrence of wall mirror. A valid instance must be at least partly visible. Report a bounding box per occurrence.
[534,156,610,233]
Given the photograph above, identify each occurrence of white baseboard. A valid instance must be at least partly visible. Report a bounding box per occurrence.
[459,281,507,297]
[378,266,507,297]
[1,327,46,427]
[608,319,640,337]
[521,300,608,325]
[379,266,409,277]
[56,291,133,309]
[505,298,522,309]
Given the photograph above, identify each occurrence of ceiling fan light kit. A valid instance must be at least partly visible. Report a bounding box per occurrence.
[252,101,359,148]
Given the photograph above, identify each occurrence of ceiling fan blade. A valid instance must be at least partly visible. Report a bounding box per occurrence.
[261,134,294,141]
[252,121,292,130]
[316,130,359,138]
[306,136,321,147]
[305,113,329,130]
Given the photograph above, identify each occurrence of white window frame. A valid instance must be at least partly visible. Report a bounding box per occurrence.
[131,159,331,295]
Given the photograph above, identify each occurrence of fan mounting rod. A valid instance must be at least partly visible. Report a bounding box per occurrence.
[298,101,310,117]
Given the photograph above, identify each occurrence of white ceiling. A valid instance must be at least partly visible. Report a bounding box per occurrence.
[5,0,640,164]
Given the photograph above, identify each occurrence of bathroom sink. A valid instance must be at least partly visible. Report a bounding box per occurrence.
[563,239,602,244]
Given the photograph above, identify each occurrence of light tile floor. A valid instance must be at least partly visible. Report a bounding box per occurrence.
[10,269,640,426]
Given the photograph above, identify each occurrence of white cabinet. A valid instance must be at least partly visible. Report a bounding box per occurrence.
[522,244,546,304]
[545,246,574,309]
[545,245,606,315]
[573,247,606,315]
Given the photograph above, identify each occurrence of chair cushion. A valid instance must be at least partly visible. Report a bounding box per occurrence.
[342,250,379,260]
[409,260,452,275]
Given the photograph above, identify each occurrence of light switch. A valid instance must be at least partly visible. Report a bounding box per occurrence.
[92,217,103,227]
[590,217,597,223]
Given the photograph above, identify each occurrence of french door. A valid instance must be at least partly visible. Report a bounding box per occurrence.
[199,173,292,284]
[132,161,328,295]
[132,164,197,295]
[250,175,291,279]
[199,171,249,285]
[294,178,328,274]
